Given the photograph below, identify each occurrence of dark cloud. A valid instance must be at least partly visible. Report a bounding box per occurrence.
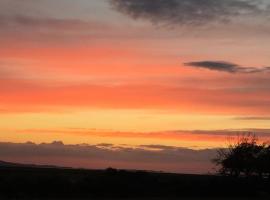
[0,141,216,173]
[184,61,270,74]
[110,0,267,26]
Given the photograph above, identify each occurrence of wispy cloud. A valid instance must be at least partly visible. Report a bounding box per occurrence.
[184,61,270,74]
[17,128,270,143]
[0,15,108,31]
[234,116,270,121]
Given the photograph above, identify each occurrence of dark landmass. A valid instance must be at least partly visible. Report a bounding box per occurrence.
[0,160,269,199]
[0,160,70,169]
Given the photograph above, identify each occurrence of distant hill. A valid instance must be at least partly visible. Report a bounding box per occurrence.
[0,160,18,167]
[0,160,69,169]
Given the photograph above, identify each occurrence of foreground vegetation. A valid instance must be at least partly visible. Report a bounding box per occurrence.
[214,134,270,178]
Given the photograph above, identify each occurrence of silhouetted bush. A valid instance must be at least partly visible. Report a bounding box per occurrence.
[214,134,270,178]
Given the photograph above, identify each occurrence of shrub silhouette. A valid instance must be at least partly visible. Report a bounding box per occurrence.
[214,134,270,178]
[257,145,270,177]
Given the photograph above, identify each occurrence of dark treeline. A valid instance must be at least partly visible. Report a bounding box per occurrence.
[214,134,270,178]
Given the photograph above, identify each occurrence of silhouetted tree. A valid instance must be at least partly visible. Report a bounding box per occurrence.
[256,144,270,178]
[213,134,269,178]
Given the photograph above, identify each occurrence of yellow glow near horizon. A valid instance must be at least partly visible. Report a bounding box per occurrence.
[1,109,269,132]
[1,109,270,149]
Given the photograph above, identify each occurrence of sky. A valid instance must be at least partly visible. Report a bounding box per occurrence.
[0,0,270,173]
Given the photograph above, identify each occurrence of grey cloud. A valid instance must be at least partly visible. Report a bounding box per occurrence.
[184,61,270,74]
[110,0,267,26]
[0,141,216,173]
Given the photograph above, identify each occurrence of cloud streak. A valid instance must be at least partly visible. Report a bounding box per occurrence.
[110,0,268,26]
[235,116,270,121]
[0,15,108,31]
[184,61,270,74]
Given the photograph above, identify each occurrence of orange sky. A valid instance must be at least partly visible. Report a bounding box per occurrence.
[1,0,270,152]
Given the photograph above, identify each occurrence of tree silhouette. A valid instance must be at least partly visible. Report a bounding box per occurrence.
[213,134,270,178]
[256,145,270,178]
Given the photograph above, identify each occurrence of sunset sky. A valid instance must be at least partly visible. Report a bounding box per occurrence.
[1,0,270,173]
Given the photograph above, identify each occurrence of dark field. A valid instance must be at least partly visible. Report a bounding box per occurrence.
[0,165,269,200]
